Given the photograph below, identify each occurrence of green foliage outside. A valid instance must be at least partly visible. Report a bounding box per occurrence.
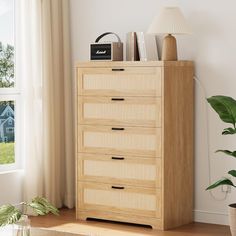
[0,41,14,88]
[0,142,14,164]
[206,96,236,190]
[0,100,14,106]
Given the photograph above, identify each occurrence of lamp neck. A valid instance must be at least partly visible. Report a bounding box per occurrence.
[162,34,177,61]
[165,34,176,39]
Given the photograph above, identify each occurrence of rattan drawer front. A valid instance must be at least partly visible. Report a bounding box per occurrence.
[78,96,161,127]
[78,181,161,218]
[77,67,162,97]
[78,125,161,158]
[78,153,161,188]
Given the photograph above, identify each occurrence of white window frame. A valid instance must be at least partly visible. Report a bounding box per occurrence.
[0,0,21,172]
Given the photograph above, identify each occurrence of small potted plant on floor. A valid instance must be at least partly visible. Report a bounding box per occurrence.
[0,197,59,236]
[206,95,236,236]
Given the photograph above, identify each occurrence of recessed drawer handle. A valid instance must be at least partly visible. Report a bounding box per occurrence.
[112,68,125,71]
[112,186,125,190]
[111,98,125,101]
[111,156,125,160]
[111,127,125,131]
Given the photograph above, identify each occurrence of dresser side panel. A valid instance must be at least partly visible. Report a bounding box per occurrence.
[163,64,194,229]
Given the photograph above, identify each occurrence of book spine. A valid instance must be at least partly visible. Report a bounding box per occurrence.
[126,32,139,61]
[137,32,147,61]
[145,34,159,61]
[126,32,131,61]
[133,33,139,61]
[131,32,135,61]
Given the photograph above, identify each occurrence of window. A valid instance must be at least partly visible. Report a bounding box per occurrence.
[8,118,13,125]
[6,127,14,133]
[0,0,20,171]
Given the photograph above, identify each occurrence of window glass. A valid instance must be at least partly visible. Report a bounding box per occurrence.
[0,0,14,88]
[0,0,17,168]
[0,101,15,164]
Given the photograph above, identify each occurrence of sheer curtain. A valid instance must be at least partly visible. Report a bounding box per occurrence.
[16,0,75,208]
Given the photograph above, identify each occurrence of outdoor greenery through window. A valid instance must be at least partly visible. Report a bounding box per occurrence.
[0,43,14,88]
[0,0,16,166]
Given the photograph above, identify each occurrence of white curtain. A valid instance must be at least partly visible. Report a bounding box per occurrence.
[15,0,75,208]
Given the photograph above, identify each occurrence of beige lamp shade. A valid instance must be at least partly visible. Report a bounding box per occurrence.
[147,7,191,35]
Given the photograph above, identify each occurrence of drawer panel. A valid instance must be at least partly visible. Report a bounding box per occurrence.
[77,67,162,97]
[78,125,161,158]
[78,153,161,188]
[78,96,161,127]
[78,181,161,218]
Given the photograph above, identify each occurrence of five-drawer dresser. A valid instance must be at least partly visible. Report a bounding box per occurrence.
[75,61,194,230]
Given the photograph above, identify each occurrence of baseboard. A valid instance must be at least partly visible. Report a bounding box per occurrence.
[194,210,228,225]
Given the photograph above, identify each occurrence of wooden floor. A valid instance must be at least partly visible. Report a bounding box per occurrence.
[30,208,231,236]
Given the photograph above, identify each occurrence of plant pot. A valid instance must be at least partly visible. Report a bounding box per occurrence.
[12,215,31,236]
[229,204,236,236]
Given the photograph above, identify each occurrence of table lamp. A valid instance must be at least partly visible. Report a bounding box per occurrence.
[147,7,191,61]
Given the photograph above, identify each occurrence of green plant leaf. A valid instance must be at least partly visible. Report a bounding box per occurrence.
[0,197,59,227]
[216,150,236,158]
[28,197,59,216]
[228,170,236,177]
[206,178,236,190]
[0,204,22,226]
[222,128,236,135]
[222,127,236,135]
[207,96,236,128]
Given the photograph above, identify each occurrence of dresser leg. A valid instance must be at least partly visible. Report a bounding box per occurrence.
[151,223,162,230]
[76,211,88,221]
[77,215,88,221]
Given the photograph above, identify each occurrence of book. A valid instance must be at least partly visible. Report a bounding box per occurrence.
[126,32,139,61]
[136,32,159,61]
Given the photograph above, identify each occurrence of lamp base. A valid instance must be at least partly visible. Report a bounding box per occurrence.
[162,34,177,61]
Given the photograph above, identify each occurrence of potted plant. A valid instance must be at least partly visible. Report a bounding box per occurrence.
[206,95,236,236]
[0,197,59,236]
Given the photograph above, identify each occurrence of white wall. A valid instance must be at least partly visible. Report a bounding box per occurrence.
[70,0,236,225]
[0,171,23,206]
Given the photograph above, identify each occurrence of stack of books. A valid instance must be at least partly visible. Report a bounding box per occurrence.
[126,32,159,61]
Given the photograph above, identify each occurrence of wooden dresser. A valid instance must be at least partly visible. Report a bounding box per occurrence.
[75,61,194,230]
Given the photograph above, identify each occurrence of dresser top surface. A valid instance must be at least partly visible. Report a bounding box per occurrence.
[76,61,194,68]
